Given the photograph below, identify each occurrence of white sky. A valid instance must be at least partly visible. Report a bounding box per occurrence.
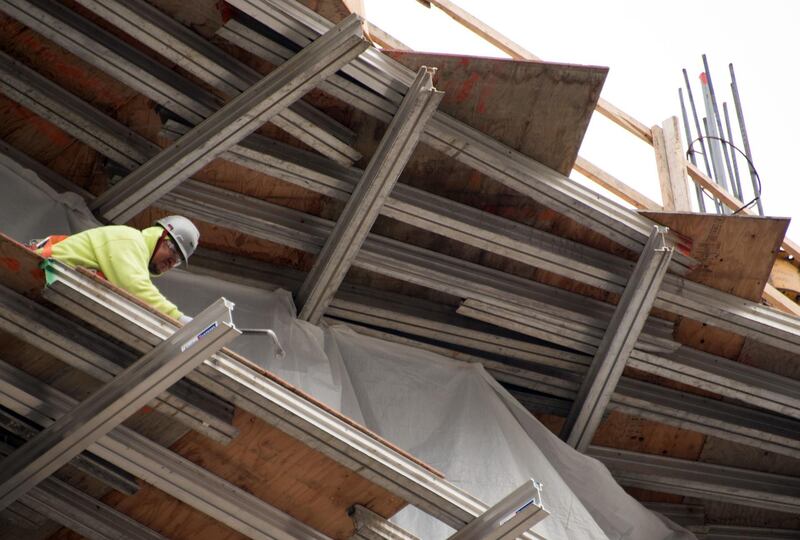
[362,0,800,241]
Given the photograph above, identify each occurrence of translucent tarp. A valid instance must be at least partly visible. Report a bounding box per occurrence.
[1,156,693,539]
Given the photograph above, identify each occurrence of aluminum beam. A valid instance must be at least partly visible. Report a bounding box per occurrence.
[589,445,800,514]
[296,66,443,323]
[0,298,238,510]
[0,283,239,444]
[0,361,330,540]
[321,302,800,459]
[7,38,800,370]
[562,226,674,451]
[349,504,420,540]
[22,476,167,540]
[91,14,368,223]
[0,405,139,496]
[447,480,546,540]
[7,0,359,165]
[0,51,152,170]
[35,263,519,531]
[226,0,698,270]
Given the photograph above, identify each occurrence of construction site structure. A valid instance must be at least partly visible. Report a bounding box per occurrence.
[0,0,799,538]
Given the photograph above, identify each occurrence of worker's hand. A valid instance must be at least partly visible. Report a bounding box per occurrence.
[178,314,193,325]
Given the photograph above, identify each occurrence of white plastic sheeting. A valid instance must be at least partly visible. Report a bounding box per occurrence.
[1,155,694,539]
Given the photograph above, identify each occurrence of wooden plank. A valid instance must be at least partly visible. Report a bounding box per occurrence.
[0,234,46,298]
[652,118,691,211]
[639,212,788,302]
[573,156,660,210]
[763,283,800,317]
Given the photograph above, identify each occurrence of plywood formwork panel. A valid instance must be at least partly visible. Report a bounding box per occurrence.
[641,211,788,302]
[386,52,606,176]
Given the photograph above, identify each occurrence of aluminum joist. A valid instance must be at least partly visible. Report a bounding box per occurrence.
[91,14,369,223]
[25,0,360,165]
[226,0,695,268]
[0,404,139,497]
[36,263,519,531]
[296,66,443,323]
[563,226,673,450]
[0,361,330,540]
[22,477,167,540]
[0,298,239,510]
[0,283,239,444]
[6,31,800,368]
[588,445,800,514]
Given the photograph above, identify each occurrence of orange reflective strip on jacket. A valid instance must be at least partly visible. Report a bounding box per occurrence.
[40,235,70,258]
[35,235,106,280]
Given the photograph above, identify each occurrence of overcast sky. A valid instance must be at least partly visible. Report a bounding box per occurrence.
[362,0,800,241]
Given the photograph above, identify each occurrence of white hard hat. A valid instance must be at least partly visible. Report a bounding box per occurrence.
[155,215,200,263]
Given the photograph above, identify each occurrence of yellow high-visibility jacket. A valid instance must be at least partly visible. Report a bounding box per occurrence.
[42,225,183,319]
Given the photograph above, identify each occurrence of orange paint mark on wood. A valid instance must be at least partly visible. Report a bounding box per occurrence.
[29,268,44,281]
[455,72,480,103]
[0,257,20,273]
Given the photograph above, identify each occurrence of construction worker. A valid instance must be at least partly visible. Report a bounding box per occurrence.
[32,216,199,323]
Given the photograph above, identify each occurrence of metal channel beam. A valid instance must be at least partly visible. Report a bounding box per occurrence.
[226,0,697,269]
[6,32,800,370]
[349,504,420,540]
[588,445,800,514]
[0,51,151,170]
[0,361,330,540]
[35,265,514,531]
[562,226,674,451]
[91,14,368,223]
[0,298,238,510]
[296,66,443,323]
[213,3,800,360]
[0,404,139,496]
[4,0,359,165]
[0,283,239,444]
[455,297,800,421]
[23,476,167,540]
[447,480,546,540]
[332,306,800,460]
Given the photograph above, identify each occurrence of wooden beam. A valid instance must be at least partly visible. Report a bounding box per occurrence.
[573,156,660,210]
[763,283,800,317]
[652,117,691,211]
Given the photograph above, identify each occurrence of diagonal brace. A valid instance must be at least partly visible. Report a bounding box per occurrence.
[296,66,443,324]
[91,13,368,223]
[0,298,239,510]
[561,226,674,451]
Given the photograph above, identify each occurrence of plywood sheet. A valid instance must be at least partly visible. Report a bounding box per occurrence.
[385,51,606,175]
[0,233,46,296]
[640,211,789,302]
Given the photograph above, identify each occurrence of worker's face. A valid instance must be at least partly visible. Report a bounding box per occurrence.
[149,237,182,275]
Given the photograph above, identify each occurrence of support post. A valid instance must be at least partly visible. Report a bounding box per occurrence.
[296,66,443,323]
[0,299,239,510]
[652,116,692,211]
[561,226,674,451]
[91,14,368,223]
